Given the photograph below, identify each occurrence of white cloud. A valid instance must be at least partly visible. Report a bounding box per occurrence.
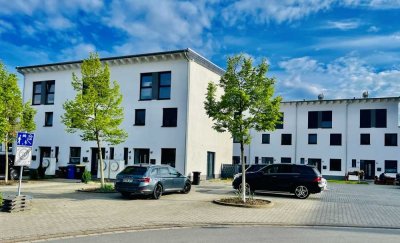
[59,43,97,61]
[275,54,400,100]
[325,20,361,30]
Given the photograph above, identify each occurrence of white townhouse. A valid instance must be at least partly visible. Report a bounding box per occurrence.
[233,96,400,179]
[16,49,232,179]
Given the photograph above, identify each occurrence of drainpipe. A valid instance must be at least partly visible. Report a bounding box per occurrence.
[183,50,191,176]
[294,102,298,164]
[345,101,349,177]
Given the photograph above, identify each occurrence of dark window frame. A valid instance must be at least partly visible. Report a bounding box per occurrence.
[45,81,55,105]
[281,157,291,164]
[308,110,332,129]
[158,71,171,100]
[69,147,81,164]
[134,109,146,126]
[281,134,292,145]
[161,148,176,168]
[32,80,55,105]
[360,133,370,145]
[162,108,177,127]
[139,73,153,100]
[384,160,397,173]
[308,134,317,145]
[360,109,387,128]
[385,133,397,146]
[44,112,53,127]
[32,82,42,105]
[262,134,270,144]
[275,112,284,129]
[330,159,341,171]
[261,157,274,164]
[330,133,342,146]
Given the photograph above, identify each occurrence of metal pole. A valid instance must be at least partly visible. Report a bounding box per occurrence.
[17,166,23,196]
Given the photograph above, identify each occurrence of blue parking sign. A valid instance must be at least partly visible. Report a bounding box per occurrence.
[17,132,35,147]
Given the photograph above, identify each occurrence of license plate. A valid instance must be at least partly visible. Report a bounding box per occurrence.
[123,178,133,183]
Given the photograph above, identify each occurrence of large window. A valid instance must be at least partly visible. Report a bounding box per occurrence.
[261,157,274,164]
[139,71,172,100]
[44,112,53,127]
[134,109,146,126]
[69,147,81,164]
[32,80,55,105]
[330,159,341,171]
[385,133,397,146]
[360,109,387,128]
[360,133,370,145]
[281,134,292,145]
[308,134,317,144]
[161,148,176,168]
[275,112,284,129]
[262,134,270,144]
[162,108,177,127]
[385,160,397,173]
[330,134,342,146]
[308,111,332,129]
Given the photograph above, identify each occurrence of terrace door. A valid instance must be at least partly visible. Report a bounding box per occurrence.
[207,152,215,179]
[308,158,322,173]
[360,160,375,179]
[91,148,105,176]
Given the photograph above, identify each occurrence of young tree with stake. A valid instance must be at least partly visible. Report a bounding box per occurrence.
[204,55,281,203]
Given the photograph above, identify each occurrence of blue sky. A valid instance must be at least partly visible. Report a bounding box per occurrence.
[0,0,400,100]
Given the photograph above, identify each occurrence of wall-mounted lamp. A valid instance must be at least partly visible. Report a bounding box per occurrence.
[51,149,54,152]
[150,151,153,154]
[86,150,89,153]
[35,149,38,152]
[129,151,131,154]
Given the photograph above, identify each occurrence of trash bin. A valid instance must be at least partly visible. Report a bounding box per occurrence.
[192,171,201,185]
[67,165,76,179]
[75,165,86,179]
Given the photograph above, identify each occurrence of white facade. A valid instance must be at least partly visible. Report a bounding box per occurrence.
[233,97,400,179]
[17,49,232,179]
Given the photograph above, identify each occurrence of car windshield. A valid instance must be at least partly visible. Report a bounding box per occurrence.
[120,166,148,175]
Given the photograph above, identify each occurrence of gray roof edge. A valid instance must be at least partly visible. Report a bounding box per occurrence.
[281,96,400,104]
[16,48,225,76]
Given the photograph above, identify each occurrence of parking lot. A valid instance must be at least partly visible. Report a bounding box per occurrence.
[1,179,400,242]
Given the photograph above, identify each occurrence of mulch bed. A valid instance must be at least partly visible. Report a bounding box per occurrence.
[213,197,272,208]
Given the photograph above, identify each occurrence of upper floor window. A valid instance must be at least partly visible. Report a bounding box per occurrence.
[281,134,292,145]
[385,133,397,146]
[32,80,55,105]
[330,133,342,146]
[275,112,284,129]
[360,133,370,145]
[262,134,270,144]
[44,112,53,127]
[139,71,171,100]
[308,111,332,129]
[162,108,177,127]
[308,134,317,144]
[360,109,387,128]
[134,109,146,126]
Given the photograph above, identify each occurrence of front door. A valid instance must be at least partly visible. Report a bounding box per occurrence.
[134,149,150,164]
[308,158,322,173]
[38,147,51,177]
[360,160,375,179]
[207,152,215,179]
[91,148,105,176]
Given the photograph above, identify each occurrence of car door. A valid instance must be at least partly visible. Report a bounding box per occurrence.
[258,165,279,190]
[168,167,185,190]
[274,164,295,191]
[158,167,174,191]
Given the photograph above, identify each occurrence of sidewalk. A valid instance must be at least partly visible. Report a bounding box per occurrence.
[1,179,400,242]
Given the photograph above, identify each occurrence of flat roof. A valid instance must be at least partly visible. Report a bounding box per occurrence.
[282,96,400,104]
[16,48,225,76]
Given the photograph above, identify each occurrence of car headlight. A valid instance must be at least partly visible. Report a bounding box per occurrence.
[233,173,242,180]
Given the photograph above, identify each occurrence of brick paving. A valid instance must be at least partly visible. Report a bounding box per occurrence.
[0,180,400,242]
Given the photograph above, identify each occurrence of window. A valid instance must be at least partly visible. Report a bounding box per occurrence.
[308,111,332,129]
[109,147,114,160]
[32,80,55,105]
[139,71,172,100]
[330,134,342,146]
[158,72,171,99]
[352,159,356,168]
[385,133,397,146]
[262,134,270,144]
[255,156,259,164]
[162,108,177,127]
[360,109,387,128]
[281,157,291,163]
[281,134,292,145]
[134,109,146,126]
[275,112,284,129]
[360,134,370,145]
[123,148,129,165]
[161,148,176,168]
[261,157,273,164]
[44,112,53,127]
[308,134,317,144]
[69,147,81,164]
[233,136,240,143]
[385,160,397,173]
[232,156,240,164]
[330,159,341,171]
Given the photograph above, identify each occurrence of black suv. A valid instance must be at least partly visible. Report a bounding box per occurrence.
[232,163,325,199]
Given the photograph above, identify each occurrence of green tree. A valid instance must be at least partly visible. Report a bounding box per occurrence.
[61,53,127,187]
[204,55,282,203]
[0,61,36,183]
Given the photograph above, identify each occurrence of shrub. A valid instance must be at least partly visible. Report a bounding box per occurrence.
[81,170,92,184]
[99,183,115,192]
[30,169,39,180]
[0,192,3,207]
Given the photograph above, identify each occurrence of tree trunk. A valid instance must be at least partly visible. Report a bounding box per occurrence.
[5,134,9,183]
[240,141,246,203]
[96,137,105,188]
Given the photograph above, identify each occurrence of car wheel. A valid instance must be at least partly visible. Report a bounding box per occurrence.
[121,192,131,198]
[152,183,163,200]
[294,185,310,199]
[182,181,191,194]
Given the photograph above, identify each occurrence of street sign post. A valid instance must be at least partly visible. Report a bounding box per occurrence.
[15,132,35,196]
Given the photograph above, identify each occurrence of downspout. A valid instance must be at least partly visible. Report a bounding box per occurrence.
[345,101,349,177]
[183,51,191,176]
[294,103,298,164]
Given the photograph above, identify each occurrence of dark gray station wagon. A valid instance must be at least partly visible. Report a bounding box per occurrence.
[115,164,191,199]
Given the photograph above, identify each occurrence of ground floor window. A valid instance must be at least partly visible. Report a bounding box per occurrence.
[69,147,81,164]
[281,157,291,163]
[330,159,341,171]
[261,157,274,164]
[385,160,397,173]
[161,148,176,168]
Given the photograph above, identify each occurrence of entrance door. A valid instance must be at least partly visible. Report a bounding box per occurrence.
[39,147,51,165]
[91,148,105,176]
[207,152,215,179]
[308,158,322,173]
[134,149,150,164]
[360,160,375,179]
